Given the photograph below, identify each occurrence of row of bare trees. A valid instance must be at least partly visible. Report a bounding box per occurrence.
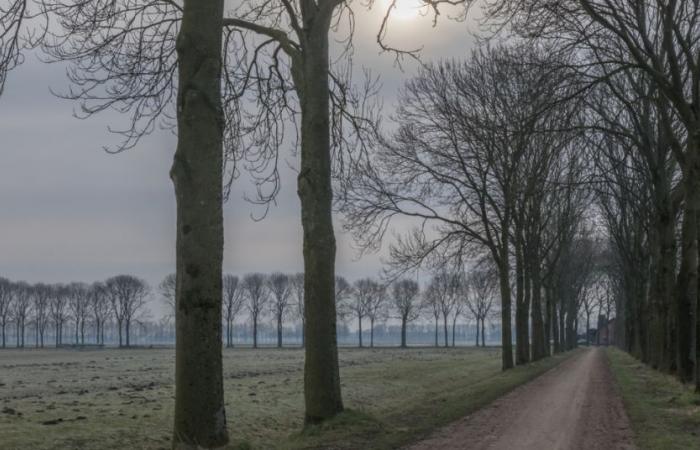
[335,0,700,393]
[476,0,700,392]
[337,268,499,348]
[340,43,596,370]
[0,275,149,348]
[158,271,499,349]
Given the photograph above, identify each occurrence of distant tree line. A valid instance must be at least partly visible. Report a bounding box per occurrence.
[0,270,505,350]
[0,275,149,348]
[158,271,501,349]
[2,264,610,352]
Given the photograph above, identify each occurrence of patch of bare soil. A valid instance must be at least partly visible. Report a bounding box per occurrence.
[404,347,636,450]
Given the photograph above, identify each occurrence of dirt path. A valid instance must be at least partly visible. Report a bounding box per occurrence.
[405,347,636,450]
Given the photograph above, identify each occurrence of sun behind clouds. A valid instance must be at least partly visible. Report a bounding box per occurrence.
[382,0,428,21]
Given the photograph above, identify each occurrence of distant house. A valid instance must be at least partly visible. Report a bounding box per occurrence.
[595,315,616,346]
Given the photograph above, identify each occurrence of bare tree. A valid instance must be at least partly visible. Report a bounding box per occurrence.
[31,283,51,348]
[105,275,149,348]
[346,278,376,348]
[431,272,461,348]
[267,273,292,348]
[365,282,388,348]
[11,281,30,348]
[48,284,69,346]
[451,279,468,347]
[341,46,574,369]
[0,277,13,348]
[90,282,110,345]
[466,263,497,347]
[243,273,269,349]
[67,282,90,345]
[423,279,443,348]
[392,279,421,348]
[223,274,245,348]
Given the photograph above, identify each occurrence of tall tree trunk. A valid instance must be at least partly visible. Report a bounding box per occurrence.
[451,318,457,347]
[370,317,375,348]
[294,9,344,423]
[277,315,283,348]
[676,149,700,382]
[125,321,130,348]
[498,256,514,370]
[400,317,407,348]
[358,315,363,348]
[171,1,228,446]
[544,286,553,356]
[565,297,577,350]
[481,318,486,347]
[530,255,546,361]
[475,319,480,346]
[558,301,566,352]
[514,231,529,365]
[434,316,439,347]
[443,315,449,348]
[648,199,676,371]
[253,316,258,348]
[676,180,697,382]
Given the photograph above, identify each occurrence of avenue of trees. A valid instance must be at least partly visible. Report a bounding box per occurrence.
[3,0,700,447]
[341,0,700,393]
[479,0,700,392]
[342,44,593,370]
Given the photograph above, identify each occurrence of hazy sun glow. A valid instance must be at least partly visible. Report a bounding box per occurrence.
[383,0,427,21]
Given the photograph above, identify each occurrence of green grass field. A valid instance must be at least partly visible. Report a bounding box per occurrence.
[606,348,700,450]
[0,347,574,449]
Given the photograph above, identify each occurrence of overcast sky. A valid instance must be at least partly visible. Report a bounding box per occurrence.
[0,2,480,314]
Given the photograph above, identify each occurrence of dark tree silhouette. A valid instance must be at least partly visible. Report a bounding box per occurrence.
[391,279,421,348]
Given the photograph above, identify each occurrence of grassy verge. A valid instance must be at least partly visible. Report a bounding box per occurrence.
[606,348,700,450]
[285,349,578,450]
